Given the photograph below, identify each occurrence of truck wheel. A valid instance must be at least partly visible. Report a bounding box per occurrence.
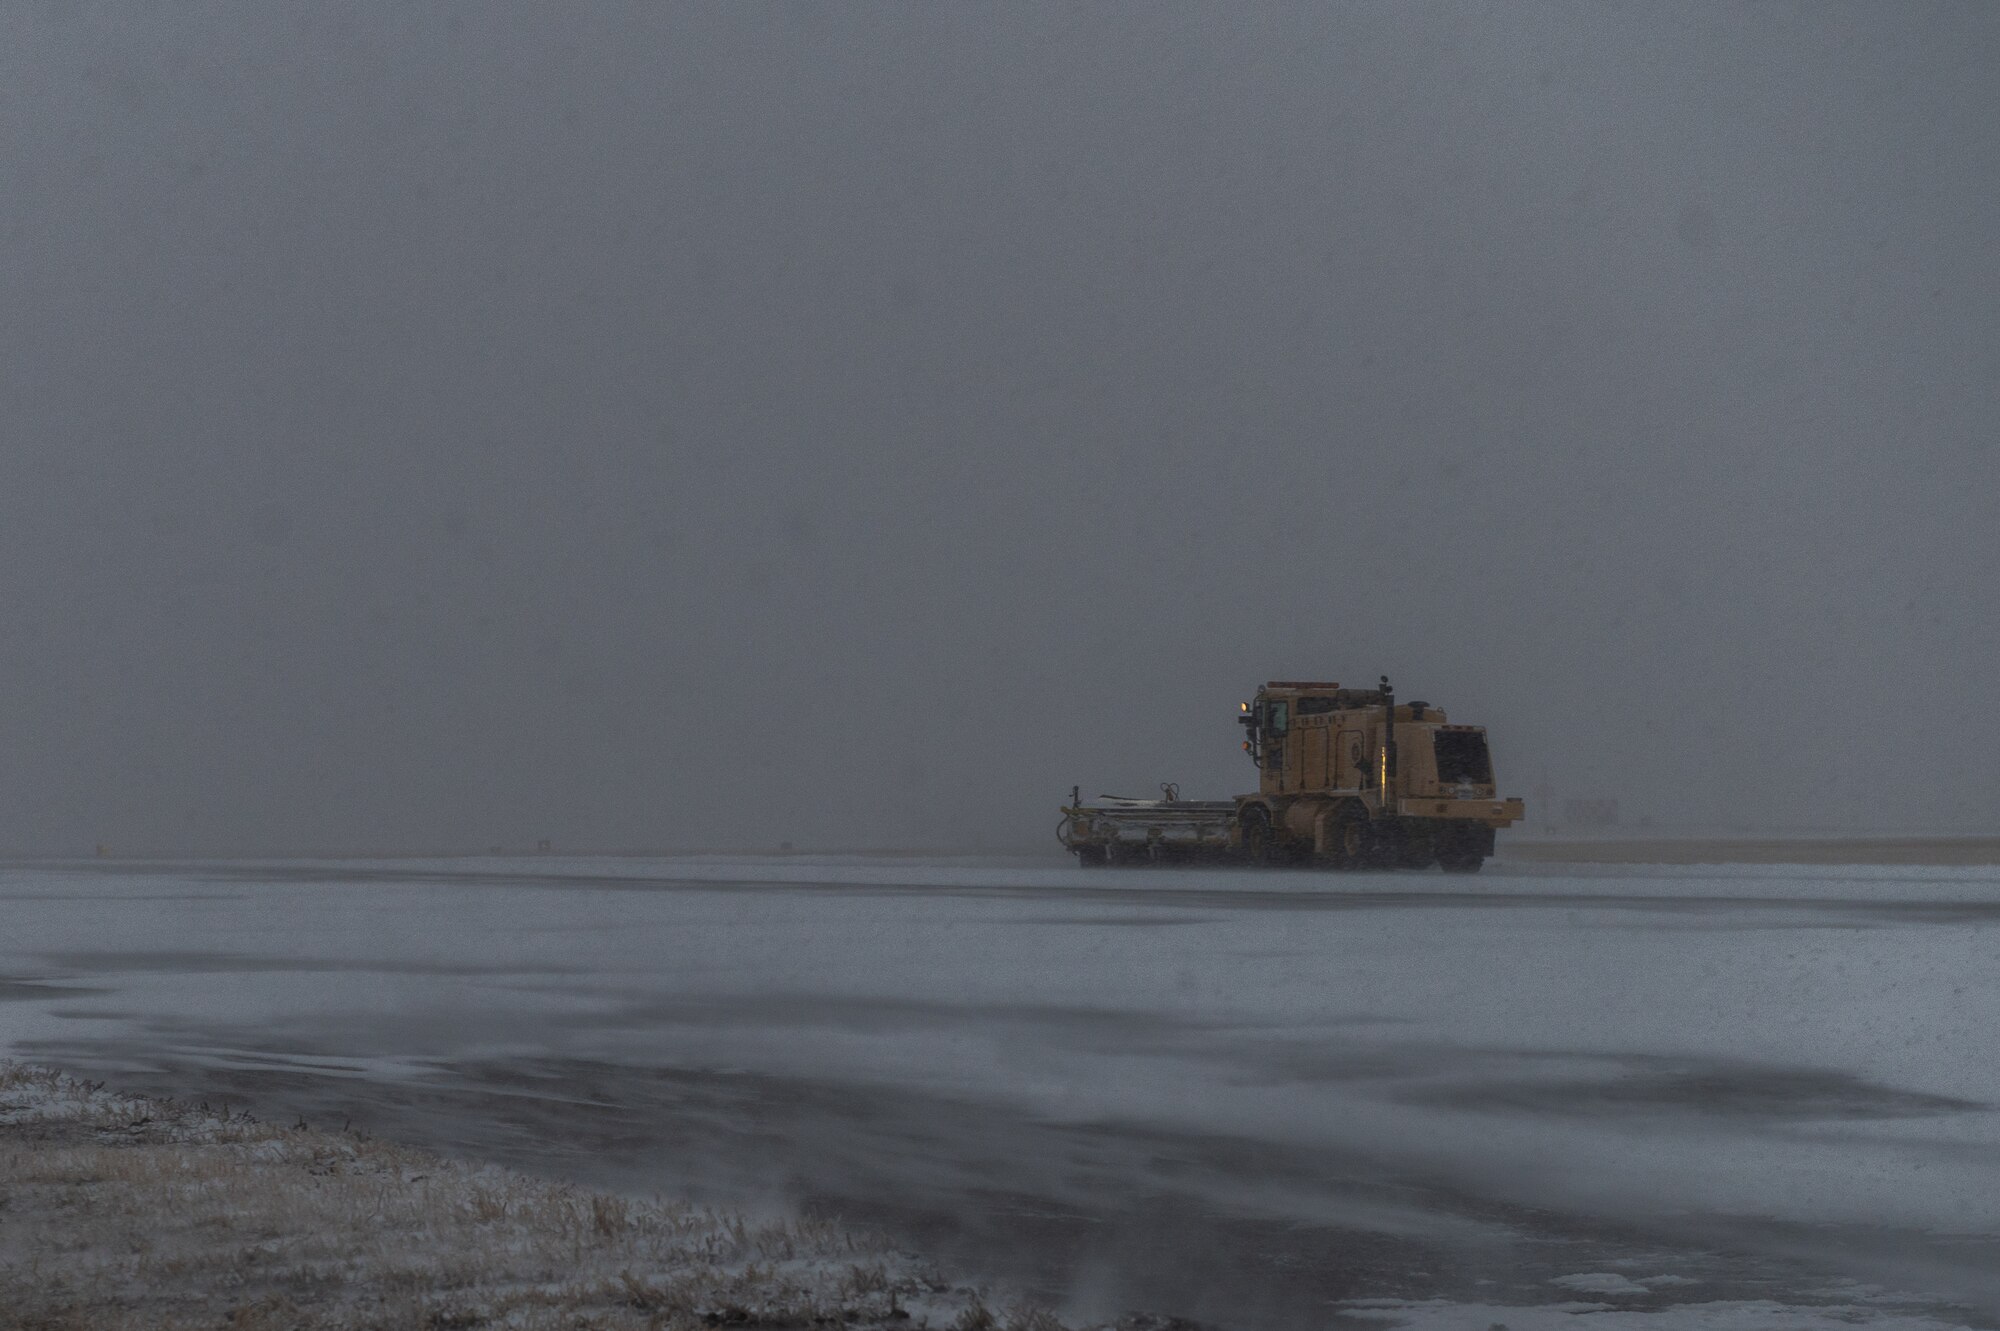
[1437,824,1488,873]
[1325,803,1371,871]
[1073,845,1107,868]
[1241,809,1277,867]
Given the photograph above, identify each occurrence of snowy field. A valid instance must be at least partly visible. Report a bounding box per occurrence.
[4,855,1999,1329]
[1,1061,994,1329]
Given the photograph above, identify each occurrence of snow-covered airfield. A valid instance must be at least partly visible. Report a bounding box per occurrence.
[6,855,1999,1329]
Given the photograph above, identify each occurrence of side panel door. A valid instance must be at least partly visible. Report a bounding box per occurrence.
[1336,728,1366,789]
[1302,723,1330,790]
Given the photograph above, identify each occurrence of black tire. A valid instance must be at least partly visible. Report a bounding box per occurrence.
[1436,824,1489,873]
[1241,808,1277,868]
[1396,829,1438,870]
[1324,803,1371,871]
[1073,845,1108,868]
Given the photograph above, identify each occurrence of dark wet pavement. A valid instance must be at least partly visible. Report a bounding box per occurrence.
[5,855,1999,1327]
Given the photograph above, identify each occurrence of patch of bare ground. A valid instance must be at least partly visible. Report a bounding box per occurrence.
[1501,837,2000,866]
[0,1062,1111,1331]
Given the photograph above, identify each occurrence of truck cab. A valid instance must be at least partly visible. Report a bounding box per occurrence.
[1236,679,1524,870]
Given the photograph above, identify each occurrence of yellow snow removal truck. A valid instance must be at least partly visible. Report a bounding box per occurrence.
[1057,677,1525,872]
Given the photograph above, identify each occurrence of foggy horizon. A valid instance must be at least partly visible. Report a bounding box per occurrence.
[4,3,1995,857]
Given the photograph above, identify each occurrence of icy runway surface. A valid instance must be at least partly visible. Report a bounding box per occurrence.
[5,856,2000,1328]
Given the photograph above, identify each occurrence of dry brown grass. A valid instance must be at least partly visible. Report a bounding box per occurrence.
[0,1062,1073,1331]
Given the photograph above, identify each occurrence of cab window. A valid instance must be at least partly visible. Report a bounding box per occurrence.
[1433,730,1492,783]
[1266,700,1289,735]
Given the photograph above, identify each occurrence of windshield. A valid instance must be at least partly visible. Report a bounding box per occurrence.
[1433,731,1492,784]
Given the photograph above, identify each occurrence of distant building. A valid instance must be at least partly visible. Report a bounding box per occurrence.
[1533,774,1556,833]
[1562,798,1620,828]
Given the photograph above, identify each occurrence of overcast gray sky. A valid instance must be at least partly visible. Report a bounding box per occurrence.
[3,2,1995,854]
